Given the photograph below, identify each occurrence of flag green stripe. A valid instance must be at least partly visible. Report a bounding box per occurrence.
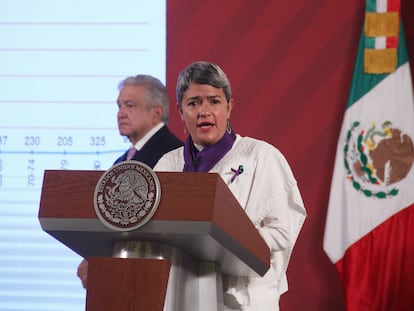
[346,22,408,109]
[366,0,377,13]
[365,37,375,49]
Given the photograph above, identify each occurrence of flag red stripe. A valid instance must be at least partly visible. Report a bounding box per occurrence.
[387,0,401,12]
[335,204,414,311]
[386,36,398,48]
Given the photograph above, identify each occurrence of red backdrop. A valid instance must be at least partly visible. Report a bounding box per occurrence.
[166,1,414,310]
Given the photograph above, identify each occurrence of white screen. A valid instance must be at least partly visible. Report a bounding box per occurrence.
[0,1,166,310]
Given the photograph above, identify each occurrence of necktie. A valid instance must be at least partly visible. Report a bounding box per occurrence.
[126,147,137,160]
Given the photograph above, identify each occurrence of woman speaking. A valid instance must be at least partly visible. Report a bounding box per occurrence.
[155,61,306,311]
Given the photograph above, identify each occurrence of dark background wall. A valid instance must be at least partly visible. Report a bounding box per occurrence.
[165,1,414,310]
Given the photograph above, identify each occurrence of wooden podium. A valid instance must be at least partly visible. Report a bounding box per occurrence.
[38,170,270,311]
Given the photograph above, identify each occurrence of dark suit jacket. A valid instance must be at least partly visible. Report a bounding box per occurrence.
[114,125,183,168]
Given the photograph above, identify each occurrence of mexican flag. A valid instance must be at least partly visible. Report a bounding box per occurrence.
[323,1,414,310]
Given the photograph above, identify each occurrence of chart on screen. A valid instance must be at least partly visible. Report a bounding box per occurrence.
[0,1,166,310]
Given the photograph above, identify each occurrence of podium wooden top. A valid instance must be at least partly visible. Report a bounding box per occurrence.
[39,170,270,277]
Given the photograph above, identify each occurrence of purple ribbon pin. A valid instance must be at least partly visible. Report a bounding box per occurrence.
[230,165,244,183]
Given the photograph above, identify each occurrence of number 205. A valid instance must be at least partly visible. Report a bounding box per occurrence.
[57,136,73,146]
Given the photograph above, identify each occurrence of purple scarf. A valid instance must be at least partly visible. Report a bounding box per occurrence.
[183,132,236,172]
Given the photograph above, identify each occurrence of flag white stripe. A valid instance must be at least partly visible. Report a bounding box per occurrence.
[324,62,414,262]
[375,37,386,49]
[376,0,388,13]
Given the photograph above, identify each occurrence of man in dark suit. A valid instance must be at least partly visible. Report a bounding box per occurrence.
[113,74,183,168]
[77,75,182,288]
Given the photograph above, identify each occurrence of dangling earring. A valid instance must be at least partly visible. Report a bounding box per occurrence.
[183,126,187,134]
[226,119,232,134]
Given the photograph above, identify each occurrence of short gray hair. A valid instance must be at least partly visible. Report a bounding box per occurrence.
[119,75,170,123]
[176,61,232,106]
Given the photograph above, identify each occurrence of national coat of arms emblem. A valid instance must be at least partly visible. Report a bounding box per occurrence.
[343,121,414,198]
[93,161,161,231]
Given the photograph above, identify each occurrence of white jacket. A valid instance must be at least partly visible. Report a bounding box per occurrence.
[154,135,306,310]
